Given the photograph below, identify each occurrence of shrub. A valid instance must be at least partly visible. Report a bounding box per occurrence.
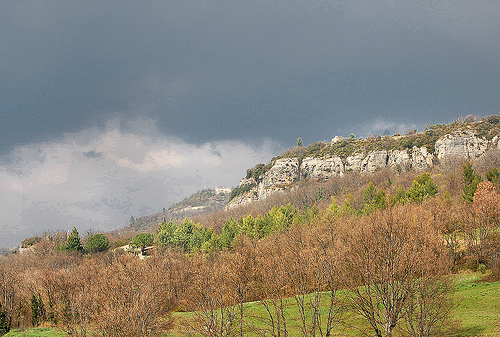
[84,234,110,253]
[20,236,42,248]
[130,233,154,248]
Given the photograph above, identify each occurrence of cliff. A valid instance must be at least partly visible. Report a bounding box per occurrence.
[229,116,500,208]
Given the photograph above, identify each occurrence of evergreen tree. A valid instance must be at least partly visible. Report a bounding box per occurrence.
[30,294,38,326]
[407,173,438,203]
[0,302,9,335]
[84,233,110,253]
[130,233,154,249]
[462,161,482,203]
[66,227,83,252]
[485,167,500,186]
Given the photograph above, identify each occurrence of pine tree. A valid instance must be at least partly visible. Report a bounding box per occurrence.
[66,227,83,252]
[462,161,482,203]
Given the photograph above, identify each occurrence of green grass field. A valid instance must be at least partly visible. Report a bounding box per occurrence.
[5,272,499,337]
[3,327,66,337]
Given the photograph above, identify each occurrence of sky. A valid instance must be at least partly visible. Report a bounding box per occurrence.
[1,1,499,248]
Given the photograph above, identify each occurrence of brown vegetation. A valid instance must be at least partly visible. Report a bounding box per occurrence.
[1,153,500,336]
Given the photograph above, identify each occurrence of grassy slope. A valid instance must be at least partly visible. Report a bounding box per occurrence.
[451,272,500,337]
[171,272,500,337]
[5,272,499,337]
[3,327,66,337]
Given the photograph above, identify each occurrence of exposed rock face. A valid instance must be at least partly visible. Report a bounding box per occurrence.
[299,147,434,181]
[360,150,389,173]
[387,149,411,172]
[435,131,489,162]
[344,153,364,173]
[228,130,499,208]
[301,156,344,179]
[258,158,300,200]
[411,146,434,170]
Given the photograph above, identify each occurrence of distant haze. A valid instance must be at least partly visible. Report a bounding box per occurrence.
[1,1,499,247]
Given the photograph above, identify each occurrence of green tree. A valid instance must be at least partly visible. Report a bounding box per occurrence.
[0,302,9,335]
[130,233,154,248]
[485,167,500,186]
[219,218,238,248]
[189,225,213,251]
[30,294,45,327]
[173,219,194,251]
[66,227,83,252]
[407,173,438,203]
[157,219,177,247]
[297,137,303,147]
[362,182,377,203]
[393,185,407,205]
[84,233,110,253]
[462,161,482,203]
[361,182,386,215]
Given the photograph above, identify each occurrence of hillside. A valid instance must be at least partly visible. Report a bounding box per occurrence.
[230,115,500,207]
[128,188,231,231]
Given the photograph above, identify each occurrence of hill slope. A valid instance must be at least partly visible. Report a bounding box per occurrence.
[128,188,231,231]
[230,115,500,207]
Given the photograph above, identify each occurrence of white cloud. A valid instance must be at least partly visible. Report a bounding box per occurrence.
[0,119,280,248]
[356,117,418,137]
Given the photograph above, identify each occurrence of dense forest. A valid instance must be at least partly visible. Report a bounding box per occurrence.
[1,140,500,336]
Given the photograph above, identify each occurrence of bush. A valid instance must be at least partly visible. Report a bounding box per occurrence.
[130,233,154,248]
[20,236,42,248]
[84,234,110,253]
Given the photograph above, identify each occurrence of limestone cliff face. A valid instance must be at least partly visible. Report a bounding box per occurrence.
[228,129,499,208]
[435,130,490,162]
[258,158,300,200]
[300,146,434,180]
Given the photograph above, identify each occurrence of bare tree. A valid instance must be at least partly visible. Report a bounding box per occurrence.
[254,235,291,337]
[184,254,238,337]
[340,206,453,337]
[92,254,174,337]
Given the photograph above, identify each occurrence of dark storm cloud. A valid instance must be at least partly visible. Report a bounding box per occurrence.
[1,1,499,152]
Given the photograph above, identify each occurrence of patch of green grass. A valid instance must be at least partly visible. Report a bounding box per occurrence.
[451,272,500,336]
[3,327,66,337]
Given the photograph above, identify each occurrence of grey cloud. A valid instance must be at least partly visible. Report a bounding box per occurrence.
[84,151,103,159]
[0,119,280,248]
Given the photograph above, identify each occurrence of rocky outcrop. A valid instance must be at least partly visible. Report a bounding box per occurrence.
[301,157,344,179]
[435,130,489,162]
[299,146,434,181]
[228,129,500,208]
[257,158,300,200]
